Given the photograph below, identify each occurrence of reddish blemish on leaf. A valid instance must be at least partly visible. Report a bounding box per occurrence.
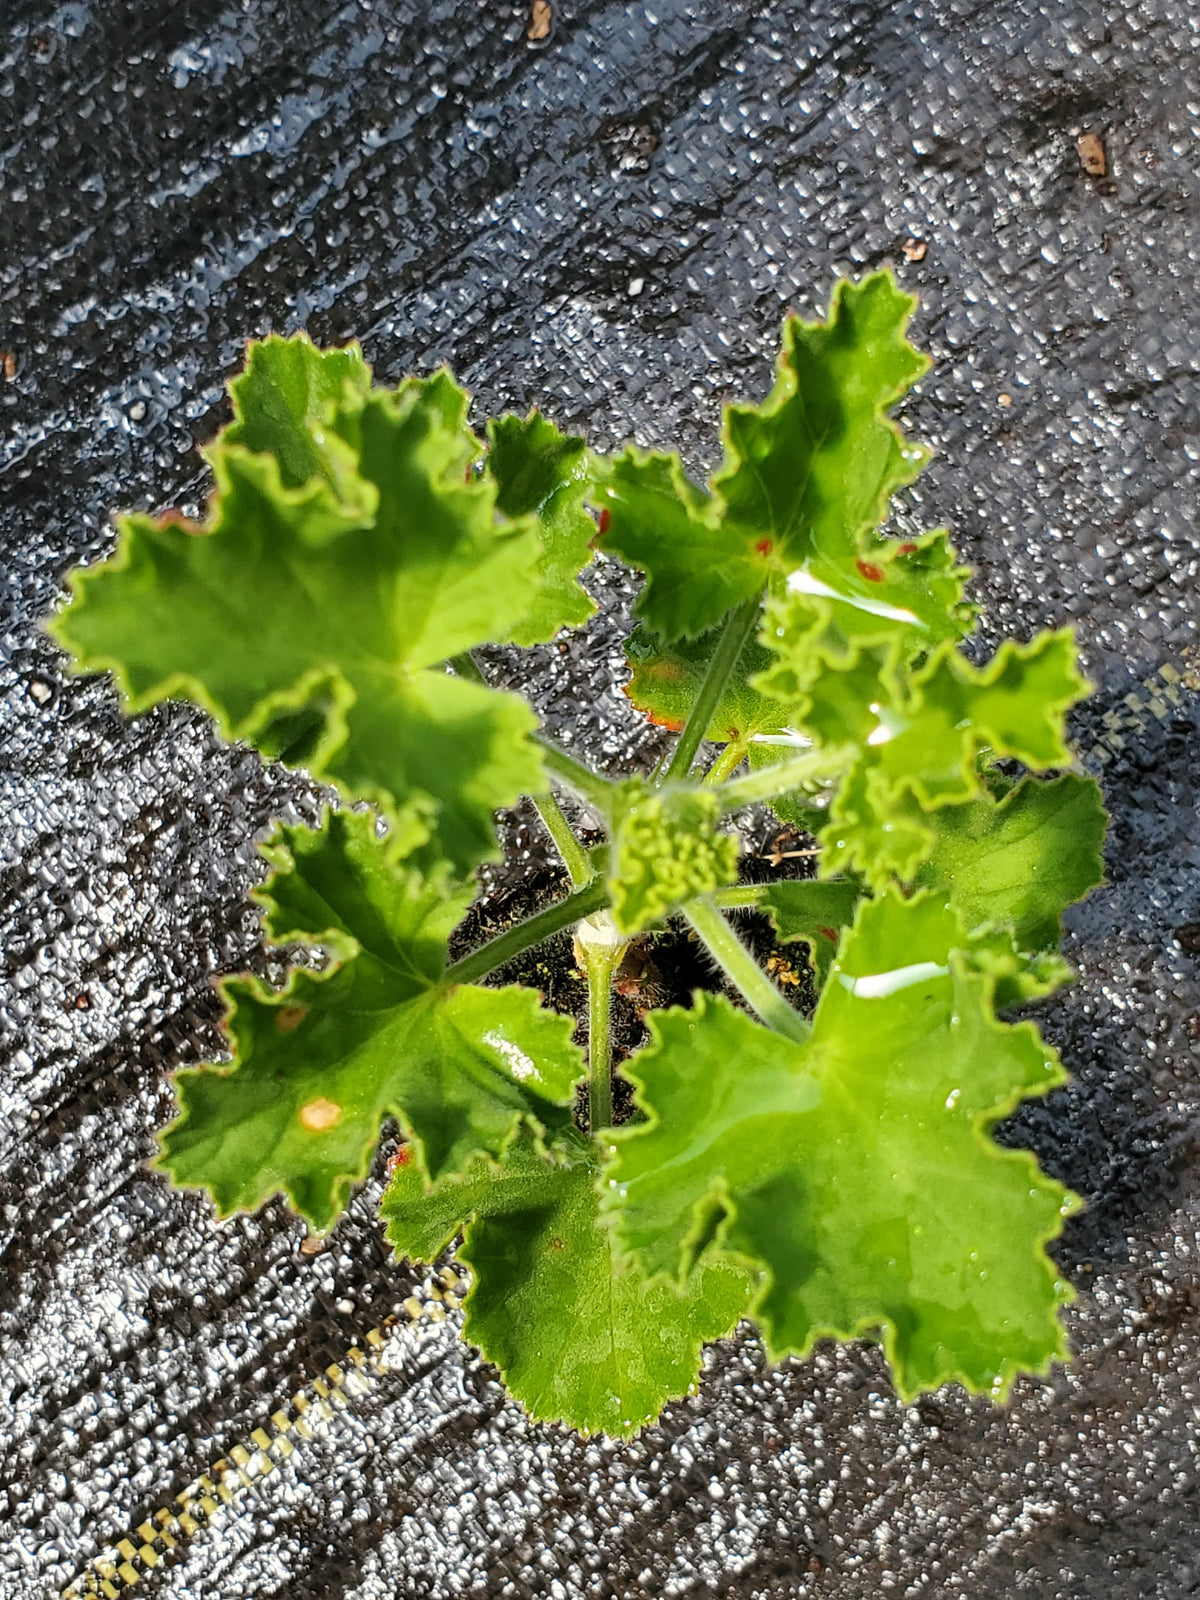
[898,542,918,555]
[620,683,686,730]
[856,559,884,582]
[755,539,773,557]
[154,509,206,537]
[276,1004,309,1033]
[589,506,612,552]
[388,1145,412,1172]
[817,926,838,943]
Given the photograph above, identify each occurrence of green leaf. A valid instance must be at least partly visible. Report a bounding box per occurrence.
[217,330,371,495]
[788,630,1091,885]
[914,773,1107,1007]
[156,811,584,1232]
[592,273,932,641]
[592,448,768,641]
[607,780,740,936]
[486,411,598,645]
[605,891,1077,1402]
[757,527,975,701]
[760,878,862,980]
[50,368,548,872]
[712,273,930,552]
[623,622,789,743]
[915,774,1107,951]
[382,1135,751,1436]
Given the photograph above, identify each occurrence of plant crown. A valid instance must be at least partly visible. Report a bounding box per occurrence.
[50,273,1107,1437]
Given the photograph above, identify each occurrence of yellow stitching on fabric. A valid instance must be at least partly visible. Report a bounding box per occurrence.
[1083,655,1199,770]
[61,1269,464,1598]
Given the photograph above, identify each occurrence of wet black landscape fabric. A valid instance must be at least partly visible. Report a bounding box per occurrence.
[2,0,1199,1595]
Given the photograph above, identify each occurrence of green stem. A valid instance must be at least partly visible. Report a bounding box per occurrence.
[577,915,625,1132]
[534,792,593,888]
[445,877,609,986]
[715,746,849,815]
[704,739,750,785]
[537,737,613,812]
[709,883,768,910]
[683,898,810,1044]
[664,596,762,784]
[588,956,614,1130]
[449,651,602,875]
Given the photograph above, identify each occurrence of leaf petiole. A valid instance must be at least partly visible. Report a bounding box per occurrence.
[663,596,762,784]
[708,883,769,910]
[534,791,594,887]
[536,736,614,812]
[704,739,751,785]
[714,746,851,815]
[683,898,810,1044]
[448,649,598,879]
[445,875,610,985]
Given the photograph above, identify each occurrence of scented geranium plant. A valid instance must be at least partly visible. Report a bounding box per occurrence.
[49,273,1106,1436]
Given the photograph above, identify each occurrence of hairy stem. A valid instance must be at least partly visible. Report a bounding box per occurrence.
[577,912,627,1132]
[683,899,810,1044]
[535,792,593,887]
[664,596,762,784]
[704,739,751,785]
[446,877,609,986]
[709,883,769,909]
[715,746,850,815]
[537,737,613,812]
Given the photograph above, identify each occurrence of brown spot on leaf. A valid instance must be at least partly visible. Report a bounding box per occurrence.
[388,1145,412,1172]
[299,1096,342,1132]
[276,1004,309,1033]
[755,538,773,557]
[855,559,884,582]
[897,541,918,555]
[816,926,838,943]
[548,1236,565,1250]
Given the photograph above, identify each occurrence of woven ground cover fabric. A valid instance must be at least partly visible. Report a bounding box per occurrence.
[2,0,1199,1595]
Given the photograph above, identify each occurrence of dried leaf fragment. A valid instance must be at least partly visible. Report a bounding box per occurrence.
[1076,132,1107,177]
[528,0,552,41]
